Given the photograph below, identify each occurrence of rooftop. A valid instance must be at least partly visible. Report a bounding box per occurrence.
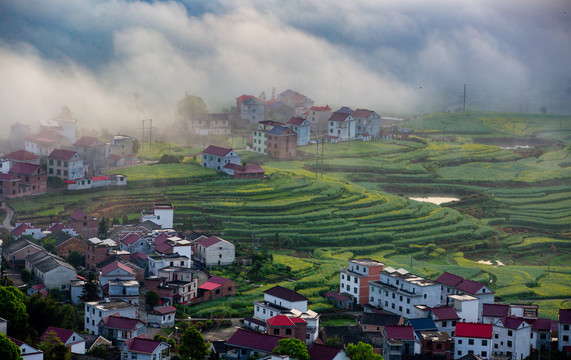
[350,258,384,268]
[203,145,233,157]
[264,285,308,302]
[455,322,493,339]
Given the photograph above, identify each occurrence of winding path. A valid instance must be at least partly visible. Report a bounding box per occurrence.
[1,203,14,231]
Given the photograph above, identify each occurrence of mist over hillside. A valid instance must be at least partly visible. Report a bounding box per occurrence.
[0,0,569,131]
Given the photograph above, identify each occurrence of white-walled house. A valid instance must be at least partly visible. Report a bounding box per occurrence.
[201,145,241,174]
[448,294,479,323]
[558,309,571,352]
[99,261,136,287]
[492,317,531,360]
[454,322,493,359]
[40,327,86,354]
[84,300,138,335]
[8,336,44,360]
[352,109,381,138]
[147,306,177,327]
[140,204,174,229]
[327,111,356,140]
[121,336,170,360]
[47,149,84,180]
[195,235,235,266]
[369,267,441,318]
[286,117,311,146]
[237,94,264,123]
[255,286,308,319]
[436,272,495,320]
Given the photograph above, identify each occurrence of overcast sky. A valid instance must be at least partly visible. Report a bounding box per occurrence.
[0,0,569,130]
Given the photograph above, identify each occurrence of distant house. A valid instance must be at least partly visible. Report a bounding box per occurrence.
[382,325,417,360]
[224,163,265,179]
[188,113,232,135]
[25,250,77,291]
[2,238,44,268]
[53,232,85,258]
[68,210,99,240]
[558,309,571,352]
[47,149,84,180]
[225,329,281,360]
[198,276,235,301]
[264,99,295,122]
[99,314,146,345]
[74,136,106,173]
[147,306,177,328]
[100,260,136,287]
[286,117,311,146]
[324,291,352,310]
[252,120,285,154]
[0,162,47,198]
[195,236,235,266]
[236,95,264,123]
[8,336,44,360]
[420,331,454,360]
[25,130,66,157]
[201,145,241,174]
[359,313,403,333]
[108,279,140,304]
[111,135,136,159]
[492,317,531,360]
[121,336,170,360]
[266,126,297,159]
[140,204,174,229]
[41,326,86,354]
[277,89,314,111]
[304,105,332,135]
[328,109,356,140]
[2,150,40,165]
[266,314,307,342]
[340,258,384,305]
[436,272,495,320]
[11,222,43,239]
[84,300,138,335]
[352,109,381,138]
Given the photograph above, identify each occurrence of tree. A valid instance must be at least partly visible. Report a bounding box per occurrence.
[20,269,31,284]
[345,342,384,360]
[145,291,159,310]
[178,327,210,360]
[98,217,108,238]
[273,338,310,360]
[0,333,22,360]
[81,272,100,302]
[177,94,208,119]
[38,330,71,360]
[0,286,30,339]
[132,138,141,155]
[67,251,84,269]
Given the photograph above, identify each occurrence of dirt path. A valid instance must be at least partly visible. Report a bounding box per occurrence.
[1,203,14,230]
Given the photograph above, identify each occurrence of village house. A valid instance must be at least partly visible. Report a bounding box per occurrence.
[236,95,264,123]
[68,210,99,240]
[107,279,140,304]
[11,222,43,239]
[286,117,311,146]
[66,174,127,191]
[420,331,454,360]
[264,99,295,122]
[99,260,136,287]
[2,238,44,268]
[252,120,284,154]
[558,309,571,352]
[303,105,332,135]
[528,318,552,350]
[0,162,47,198]
[436,272,495,319]
[26,250,77,291]
[359,313,404,333]
[277,89,314,113]
[41,326,86,354]
[46,222,78,236]
[147,252,190,275]
[369,266,441,317]
[84,300,138,335]
[328,108,356,141]
[352,109,381,138]
[225,329,281,360]
[492,317,531,360]
[482,303,509,324]
[9,122,31,150]
[195,235,235,266]
[339,258,384,305]
[324,291,352,310]
[266,126,297,159]
[53,232,86,257]
[201,145,241,174]
[47,149,84,180]
[73,136,106,173]
[382,325,417,360]
[40,107,78,144]
[147,306,176,327]
[154,235,193,263]
[98,314,146,345]
[188,113,232,135]
[308,343,350,360]
[2,150,40,165]
[7,336,43,360]
[121,336,170,360]
[25,130,66,157]
[197,276,235,301]
[454,322,493,360]
[85,237,116,270]
[224,163,265,179]
[140,204,174,230]
[156,266,197,304]
[266,314,307,342]
[110,135,135,158]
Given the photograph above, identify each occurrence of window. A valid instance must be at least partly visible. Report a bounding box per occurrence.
[385,301,388,307]
[508,330,513,336]
[286,329,292,335]
[494,334,498,339]
[274,329,280,335]
[564,325,570,331]
[481,351,487,357]
[507,341,512,347]
[347,285,351,292]
[457,351,462,356]
[482,340,487,346]
[442,321,447,327]
[399,306,402,312]
[457,339,462,344]
[468,339,474,345]
[562,335,569,342]
[354,278,358,284]
[341,274,345,280]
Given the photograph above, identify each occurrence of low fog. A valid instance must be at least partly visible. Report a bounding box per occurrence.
[0,0,569,130]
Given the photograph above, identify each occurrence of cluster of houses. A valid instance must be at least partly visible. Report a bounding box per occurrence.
[317,258,571,360]
[201,145,265,178]
[1,203,238,359]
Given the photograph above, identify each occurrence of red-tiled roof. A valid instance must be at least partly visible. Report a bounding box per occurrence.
[385,325,415,340]
[69,210,95,221]
[500,317,526,330]
[308,343,343,360]
[154,233,169,245]
[154,242,173,254]
[74,136,102,147]
[48,149,79,161]
[32,283,46,290]
[203,145,233,157]
[101,314,140,330]
[236,94,260,102]
[100,261,135,275]
[456,279,485,294]
[292,94,306,102]
[455,323,493,339]
[352,109,375,118]
[125,336,163,354]
[530,318,551,331]
[267,315,295,327]
[107,154,121,161]
[92,176,111,181]
[151,306,176,315]
[3,150,38,161]
[560,309,571,323]
[431,307,460,320]
[0,173,13,181]
[7,336,25,347]
[328,112,352,122]
[131,252,148,260]
[435,272,464,287]
[9,162,42,176]
[482,303,509,317]
[287,117,307,126]
[11,223,33,237]
[239,164,264,174]
[226,329,281,352]
[291,317,307,324]
[199,282,222,291]
[41,326,82,344]
[121,233,140,245]
[223,163,243,170]
[264,285,308,302]
[310,105,331,111]
[198,236,224,248]
[208,276,231,285]
[47,222,67,232]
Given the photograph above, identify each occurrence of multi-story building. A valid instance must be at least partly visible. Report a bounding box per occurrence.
[0,162,47,198]
[453,322,493,359]
[252,120,284,154]
[195,235,235,266]
[266,126,297,159]
[340,258,384,305]
[352,109,381,138]
[85,237,116,270]
[47,149,84,180]
[266,315,307,343]
[201,145,241,174]
[188,113,231,135]
[140,204,174,229]
[236,94,264,123]
[327,109,356,141]
[420,331,454,360]
[99,314,145,345]
[84,300,138,335]
[529,318,552,350]
[382,325,417,360]
[303,105,332,135]
[74,136,106,173]
[121,336,170,360]
[559,309,571,352]
[286,117,311,146]
[110,135,135,158]
[492,317,531,360]
[436,272,495,319]
[369,266,441,317]
[68,210,99,240]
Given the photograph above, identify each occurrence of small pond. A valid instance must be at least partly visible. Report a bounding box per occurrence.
[408,196,460,205]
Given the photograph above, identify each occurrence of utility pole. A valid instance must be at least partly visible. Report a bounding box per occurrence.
[321,140,324,179]
[149,119,153,150]
[141,119,152,150]
[315,140,318,180]
[463,84,467,112]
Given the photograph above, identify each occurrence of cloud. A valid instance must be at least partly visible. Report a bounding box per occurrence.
[0,0,569,133]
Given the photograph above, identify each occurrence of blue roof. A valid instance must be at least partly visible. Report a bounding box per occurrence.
[267,126,292,135]
[409,318,437,331]
[336,106,354,114]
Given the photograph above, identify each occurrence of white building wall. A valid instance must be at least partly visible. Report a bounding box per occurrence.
[492,323,531,360]
[204,242,235,266]
[173,245,192,268]
[253,303,281,321]
[84,302,138,335]
[153,207,173,229]
[454,336,493,359]
[263,294,307,313]
[41,266,77,291]
[558,322,571,351]
[340,271,360,301]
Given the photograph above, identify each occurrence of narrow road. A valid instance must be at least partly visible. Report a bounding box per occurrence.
[1,203,14,231]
